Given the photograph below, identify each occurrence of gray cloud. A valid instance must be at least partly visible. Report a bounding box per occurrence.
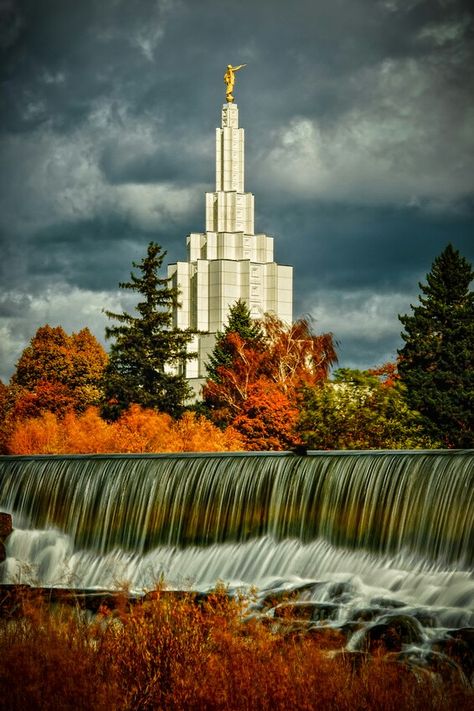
[0,0,473,383]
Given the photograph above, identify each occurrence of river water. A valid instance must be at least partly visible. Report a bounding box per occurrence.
[1,451,473,634]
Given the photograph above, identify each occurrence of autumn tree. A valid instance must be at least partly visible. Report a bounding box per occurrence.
[262,315,337,393]
[297,368,438,450]
[7,411,65,455]
[203,314,336,449]
[112,405,176,453]
[367,361,399,388]
[204,315,336,416]
[9,325,107,420]
[232,379,300,450]
[0,381,6,415]
[398,244,474,447]
[170,411,243,452]
[102,242,194,419]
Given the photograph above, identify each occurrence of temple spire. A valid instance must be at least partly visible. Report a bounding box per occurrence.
[167,83,293,398]
[206,102,254,234]
[216,103,244,192]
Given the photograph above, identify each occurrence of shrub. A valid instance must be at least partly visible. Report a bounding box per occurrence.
[0,587,470,711]
[6,406,243,454]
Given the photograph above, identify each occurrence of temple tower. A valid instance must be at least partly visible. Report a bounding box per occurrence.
[168,101,293,397]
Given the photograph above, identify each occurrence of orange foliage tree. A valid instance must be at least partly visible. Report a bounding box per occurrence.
[204,332,267,425]
[11,325,108,419]
[61,409,119,454]
[170,411,243,452]
[111,407,243,453]
[8,411,65,455]
[203,313,337,450]
[232,379,299,451]
[0,325,109,452]
[262,315,337,393]
[112,405,176,453]
[368,361,400,388]
[10,380,76,420]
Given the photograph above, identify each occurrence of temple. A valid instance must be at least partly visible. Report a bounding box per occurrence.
[168,101,293,397]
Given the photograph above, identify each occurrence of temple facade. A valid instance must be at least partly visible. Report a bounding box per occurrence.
[168,101,293,397]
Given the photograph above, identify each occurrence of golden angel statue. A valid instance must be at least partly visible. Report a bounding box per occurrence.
[224,64,247,103]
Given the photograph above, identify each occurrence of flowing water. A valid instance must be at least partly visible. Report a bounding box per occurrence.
[1,450,473,637]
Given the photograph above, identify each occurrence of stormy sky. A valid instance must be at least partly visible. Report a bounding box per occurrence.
[1,0,473,383]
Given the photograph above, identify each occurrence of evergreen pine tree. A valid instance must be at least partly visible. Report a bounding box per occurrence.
[398,244,474,447]
[205,299,263,383]
[102,242,193,419]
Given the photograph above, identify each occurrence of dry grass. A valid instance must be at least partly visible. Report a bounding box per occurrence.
[0,587,471,711]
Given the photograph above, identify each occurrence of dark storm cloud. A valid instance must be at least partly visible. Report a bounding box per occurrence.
[0,0,473,381]
[27,216,197,292]
[0,207,200,298]
[264,200,474,292]
[99,138,213,186]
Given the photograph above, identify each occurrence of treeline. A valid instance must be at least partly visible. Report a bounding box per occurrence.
[0,243,472,454]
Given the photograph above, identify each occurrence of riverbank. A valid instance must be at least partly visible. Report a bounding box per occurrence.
[1,585,472,711]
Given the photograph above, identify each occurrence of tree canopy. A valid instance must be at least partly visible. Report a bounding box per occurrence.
[297,367,438,450]
[11,325,107,417]
[102,242,194,419]
[203,310,337,449]
[398,244,474,447]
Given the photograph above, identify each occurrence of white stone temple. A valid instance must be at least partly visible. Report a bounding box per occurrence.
[168,101,293,397]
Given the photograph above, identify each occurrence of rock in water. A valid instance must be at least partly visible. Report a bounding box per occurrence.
[356,614,424,653]
[0,513,12,540]
[0,513,13,563]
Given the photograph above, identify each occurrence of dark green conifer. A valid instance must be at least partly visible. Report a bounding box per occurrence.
[205,299,263,383]
[398,244,474,447]
[102,242,193,419]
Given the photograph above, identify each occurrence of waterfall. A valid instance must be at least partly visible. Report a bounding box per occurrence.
[1,451,472,563]
[0,451,473,621]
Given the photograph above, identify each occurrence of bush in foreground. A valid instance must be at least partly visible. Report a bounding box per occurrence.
[0,588,471,711]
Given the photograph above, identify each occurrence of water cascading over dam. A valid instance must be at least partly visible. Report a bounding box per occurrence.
[1,450,473,630]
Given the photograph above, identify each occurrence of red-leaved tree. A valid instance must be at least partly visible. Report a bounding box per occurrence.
[203,314,337,450]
